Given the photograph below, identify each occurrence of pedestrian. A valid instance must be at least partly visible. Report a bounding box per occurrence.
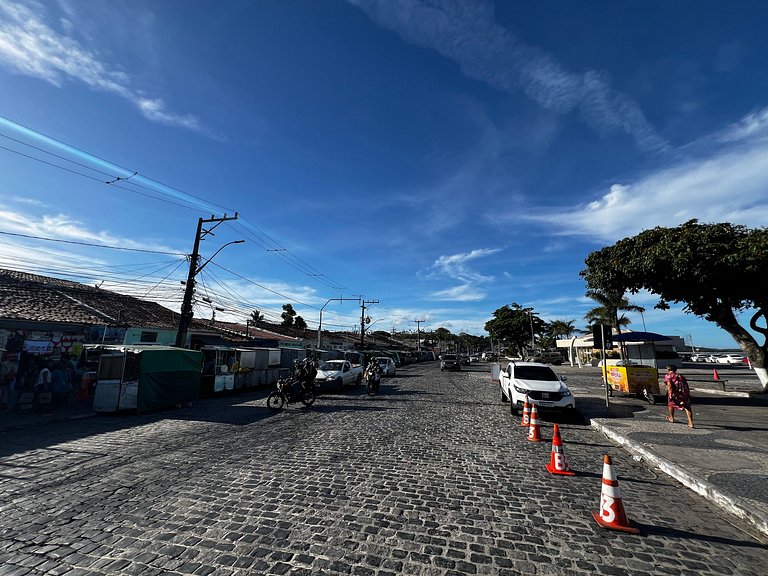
[50,361,72,411]
[665,365,694,428]
[35,361,52,392]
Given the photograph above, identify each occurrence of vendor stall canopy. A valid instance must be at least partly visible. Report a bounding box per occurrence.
[612,331,672,342]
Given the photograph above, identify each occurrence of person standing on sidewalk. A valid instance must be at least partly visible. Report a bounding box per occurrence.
[665,365,694,428]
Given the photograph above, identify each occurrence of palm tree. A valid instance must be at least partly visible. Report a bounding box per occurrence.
[584,288,643,328]
[584,288,644,358]
[548,319,576,340]
[250,310,264,324]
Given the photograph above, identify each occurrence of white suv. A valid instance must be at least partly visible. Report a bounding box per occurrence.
[499,362,575,414]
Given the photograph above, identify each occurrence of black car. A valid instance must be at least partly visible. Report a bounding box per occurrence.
[440,354,461,371]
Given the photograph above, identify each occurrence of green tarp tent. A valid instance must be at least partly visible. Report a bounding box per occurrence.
[135,346,203,412]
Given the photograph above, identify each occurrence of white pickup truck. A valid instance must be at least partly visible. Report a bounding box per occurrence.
[314,359,363,392]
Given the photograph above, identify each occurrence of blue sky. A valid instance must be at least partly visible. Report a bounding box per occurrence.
[1,0,767,349]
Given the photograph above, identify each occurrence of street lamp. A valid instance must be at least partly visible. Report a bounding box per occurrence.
[195,240,245,275]
[317,296,360,348]
[175,239,245,347]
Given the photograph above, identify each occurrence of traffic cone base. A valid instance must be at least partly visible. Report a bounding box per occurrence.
[592,455,640,534]
[545,424,575,476]
[546,461,575,476]
[527,403,542,442]
[520,397,531,427]
[592,511,639,534]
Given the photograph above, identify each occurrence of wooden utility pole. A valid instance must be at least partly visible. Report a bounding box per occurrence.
[359,299,379,349]
[175,213,240,348]
[414,319,425,352]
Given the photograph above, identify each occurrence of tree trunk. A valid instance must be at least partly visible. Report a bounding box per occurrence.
[711,306,768,392]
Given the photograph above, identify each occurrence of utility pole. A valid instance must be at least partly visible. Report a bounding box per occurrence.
[529,310,535,349]
[414,319,425,352]
[359,299,379,349]
[175,213,240,348]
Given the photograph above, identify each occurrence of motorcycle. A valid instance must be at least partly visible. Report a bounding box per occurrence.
[267,376,316,411]
[364,364,381,395]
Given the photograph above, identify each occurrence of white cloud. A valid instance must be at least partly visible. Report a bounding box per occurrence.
[0,0,205,133]
[348,0,666,151]
[431,283,486,302]
[0,206,182,253]
[427,247,500,302]
[529,111,768,241]
[431,248,500,282]
[717,107,768,143]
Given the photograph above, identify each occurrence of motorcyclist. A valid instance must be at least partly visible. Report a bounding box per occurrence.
[289,359,306,395]
[302,357,318,390]
[366,358,382,379]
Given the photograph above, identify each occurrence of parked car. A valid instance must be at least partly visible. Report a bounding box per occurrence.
[374,357,396,376]
[690,354,709,362]
[498,362,575,414]
[440,354,461,371]
[706,354,723,363]
[469,354,480,364]
[716,353,746,364]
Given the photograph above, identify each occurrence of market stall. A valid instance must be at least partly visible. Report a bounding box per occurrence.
[92,345,202,412]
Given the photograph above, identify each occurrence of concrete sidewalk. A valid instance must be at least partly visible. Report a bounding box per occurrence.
[574,365,768,543]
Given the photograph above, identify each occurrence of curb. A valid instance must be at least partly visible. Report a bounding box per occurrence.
[591,418,768,542]
[690,388,751,398]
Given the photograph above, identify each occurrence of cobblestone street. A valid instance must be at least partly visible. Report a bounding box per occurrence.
[1,362,765,575]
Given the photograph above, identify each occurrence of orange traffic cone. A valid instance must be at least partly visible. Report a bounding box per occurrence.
[520,396,531,427]
[713,368,721,381]
[592,455,640,534]
[527,403,542,442]
[545,424,575,476]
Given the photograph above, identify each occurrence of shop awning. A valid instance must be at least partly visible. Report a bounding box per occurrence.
[613,331,672,342]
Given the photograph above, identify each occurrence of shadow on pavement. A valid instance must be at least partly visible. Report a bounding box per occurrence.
[637,523,767,549]
[0,388,278,457]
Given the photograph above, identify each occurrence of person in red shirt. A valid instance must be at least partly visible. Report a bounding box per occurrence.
[665,365,694,428]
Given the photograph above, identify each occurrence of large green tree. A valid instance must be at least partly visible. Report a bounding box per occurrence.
[485,303,546,356]
[433,327,453,346]
[581,220,768,391]
[281,303,296,327]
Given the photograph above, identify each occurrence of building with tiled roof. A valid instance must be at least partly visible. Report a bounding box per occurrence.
[0,268,181,344]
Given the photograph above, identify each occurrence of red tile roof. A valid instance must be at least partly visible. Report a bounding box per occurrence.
[0,268,180,329]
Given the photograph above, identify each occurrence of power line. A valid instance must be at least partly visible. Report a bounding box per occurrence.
[0,230,186,255]
[0,117,366,304]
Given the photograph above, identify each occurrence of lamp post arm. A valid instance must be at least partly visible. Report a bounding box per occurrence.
[317,296,361,349]
[196,240,245,275]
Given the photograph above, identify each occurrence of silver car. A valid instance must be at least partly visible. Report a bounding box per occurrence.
[374,357,396,376]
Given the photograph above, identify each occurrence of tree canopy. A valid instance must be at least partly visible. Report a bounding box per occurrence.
[281,303,296,327]
[485,303,546,355]
[580,220,768,389]
[250,310,264,323]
